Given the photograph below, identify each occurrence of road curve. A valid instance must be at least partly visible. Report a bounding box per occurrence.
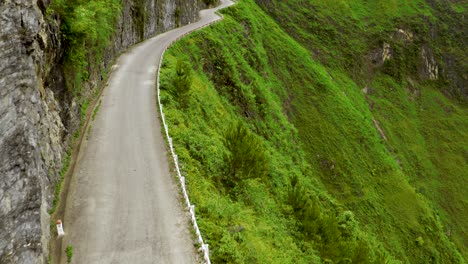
[59,1,233,263]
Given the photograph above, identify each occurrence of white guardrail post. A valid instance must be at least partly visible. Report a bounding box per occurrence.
[155,6,230,262]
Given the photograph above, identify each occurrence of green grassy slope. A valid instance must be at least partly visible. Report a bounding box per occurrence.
[255,0,468,258]
[159,0,467,262]
[254,0,467,98]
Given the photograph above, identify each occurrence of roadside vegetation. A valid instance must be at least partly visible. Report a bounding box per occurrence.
[160,0,466,262]
[65,245,73,263]
[48,149,71,215]
[48,0,121,94]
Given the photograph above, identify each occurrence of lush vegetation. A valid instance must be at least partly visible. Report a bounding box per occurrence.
[254,0,467,100]
[254,0,467,258]
[160,0,467,262]
[48,0,121,94]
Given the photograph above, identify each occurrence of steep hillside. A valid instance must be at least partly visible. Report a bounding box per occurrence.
[254,0,468,258]
[255,0,467,99]
[159,0,467,262]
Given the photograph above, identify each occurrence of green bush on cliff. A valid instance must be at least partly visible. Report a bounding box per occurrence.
[48,0,121,93]
[221,121,268,191]
[173,59,193,107]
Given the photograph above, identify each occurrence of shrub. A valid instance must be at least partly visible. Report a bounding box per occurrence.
[221,121,268,190]
[415,236,425,246]
[66,245,73,263]
[288,176,377,263]
[173,59,193,107]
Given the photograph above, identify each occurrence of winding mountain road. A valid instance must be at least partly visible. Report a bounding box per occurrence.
[59,1,233,263]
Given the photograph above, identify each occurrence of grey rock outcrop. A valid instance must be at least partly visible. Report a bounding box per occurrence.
[0,0,204,263]
[421,45,439,80]
[1,0,64,263]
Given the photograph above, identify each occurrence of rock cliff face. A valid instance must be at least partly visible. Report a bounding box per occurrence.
[0,0,63,262]
[0,0,203,263]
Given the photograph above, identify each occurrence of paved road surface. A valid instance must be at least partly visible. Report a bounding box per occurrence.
[60,1,233,263]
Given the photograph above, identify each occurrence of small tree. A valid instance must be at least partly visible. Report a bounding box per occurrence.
[288,176,321,238]
[222,121,268,190]
[173,59,192,107]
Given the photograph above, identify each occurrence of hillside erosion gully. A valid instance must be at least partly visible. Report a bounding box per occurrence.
[52,0,234,263]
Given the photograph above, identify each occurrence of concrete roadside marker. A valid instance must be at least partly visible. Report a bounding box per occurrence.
[56,219,65,236]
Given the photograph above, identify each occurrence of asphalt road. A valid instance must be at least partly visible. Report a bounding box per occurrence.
[59,1,233,263]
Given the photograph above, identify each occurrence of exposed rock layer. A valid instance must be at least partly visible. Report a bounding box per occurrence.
[0,0,204,263]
